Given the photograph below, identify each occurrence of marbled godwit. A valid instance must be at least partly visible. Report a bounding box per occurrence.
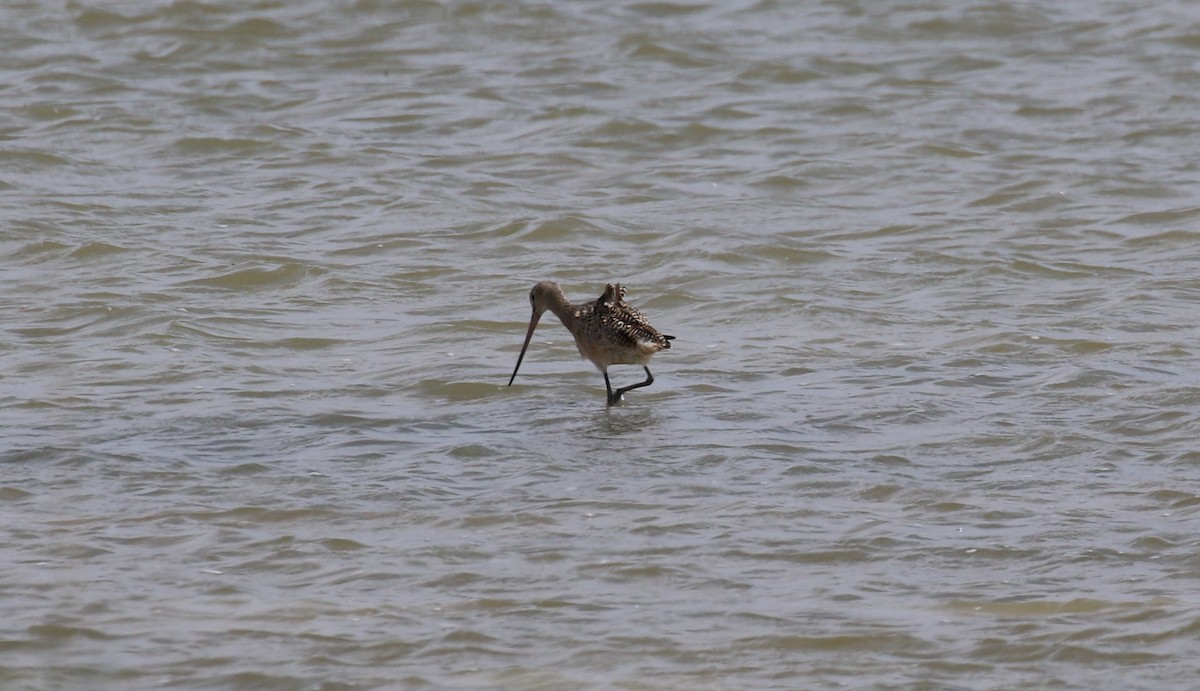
[507,281,674,405]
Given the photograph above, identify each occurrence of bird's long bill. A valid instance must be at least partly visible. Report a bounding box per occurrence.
[507,310,542,386]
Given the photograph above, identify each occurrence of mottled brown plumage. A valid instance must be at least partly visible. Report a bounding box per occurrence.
[507,281,674,405]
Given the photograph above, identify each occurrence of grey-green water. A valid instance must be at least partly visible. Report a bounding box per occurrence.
[4,1,1200,689]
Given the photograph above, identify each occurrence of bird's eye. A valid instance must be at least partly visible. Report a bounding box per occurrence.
[529,291,536,304]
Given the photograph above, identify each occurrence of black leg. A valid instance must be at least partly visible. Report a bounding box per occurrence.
[603,369,616,406]
[611,366,654,405]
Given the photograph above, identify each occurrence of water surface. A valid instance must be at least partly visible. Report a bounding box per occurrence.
[4,1,1200,689]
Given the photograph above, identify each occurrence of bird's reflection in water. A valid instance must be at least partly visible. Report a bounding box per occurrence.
[589,404,662,437]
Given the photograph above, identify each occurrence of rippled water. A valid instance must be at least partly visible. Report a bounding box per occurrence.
[4,0,1200,689]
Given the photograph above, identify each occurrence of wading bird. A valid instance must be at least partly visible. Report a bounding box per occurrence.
[507,282,673,405]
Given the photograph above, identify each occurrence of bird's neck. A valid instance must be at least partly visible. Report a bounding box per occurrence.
[546,297,587,333]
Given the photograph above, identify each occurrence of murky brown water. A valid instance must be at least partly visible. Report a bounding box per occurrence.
[4,1,1200,689]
